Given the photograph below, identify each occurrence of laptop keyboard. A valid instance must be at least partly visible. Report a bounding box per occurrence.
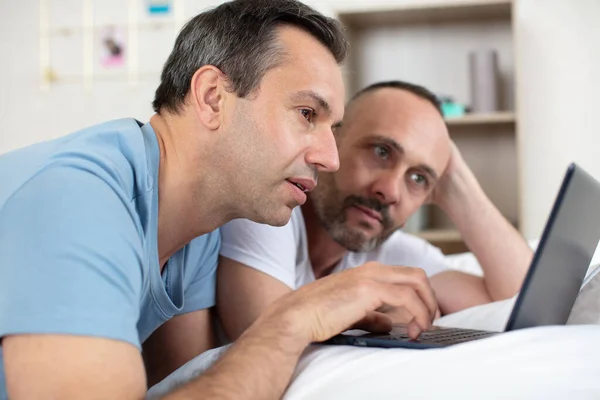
[369,327,497,345]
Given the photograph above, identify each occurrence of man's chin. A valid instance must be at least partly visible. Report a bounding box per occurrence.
[345,221,383,239]
[256,207,293,227]
[329,226,378,252]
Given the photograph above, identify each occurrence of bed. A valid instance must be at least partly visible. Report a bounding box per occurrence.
[147,248,600,399]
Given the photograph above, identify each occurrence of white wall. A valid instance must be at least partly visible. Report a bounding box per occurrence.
[1,0,600,240]
[514,0,600,239]
[0,0,216,153]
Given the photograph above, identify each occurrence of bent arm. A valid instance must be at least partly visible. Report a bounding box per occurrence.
[217,256,292,341]
[448,188,532,300]
[4,325,304,400]
[440,179,532,302]
[8,265,439,400]
[430,270,491,315]
[175,263,439,399]
[164,313,307,399]
[432,144,532,311]
[4,335,147,399]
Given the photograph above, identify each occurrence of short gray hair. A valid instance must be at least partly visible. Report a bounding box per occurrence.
[152,0,348,114]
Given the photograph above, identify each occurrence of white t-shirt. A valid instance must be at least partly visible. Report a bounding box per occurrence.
[220,207,449,289]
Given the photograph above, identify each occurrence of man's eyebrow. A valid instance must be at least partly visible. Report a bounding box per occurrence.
[369,134,439,181]
[292,90,343,128]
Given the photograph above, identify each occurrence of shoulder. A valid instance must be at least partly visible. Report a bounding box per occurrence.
[0,118,152,210]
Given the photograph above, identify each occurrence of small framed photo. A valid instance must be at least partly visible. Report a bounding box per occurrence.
[98,25,126,69]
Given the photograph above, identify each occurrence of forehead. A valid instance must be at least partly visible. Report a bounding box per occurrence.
[342,88,450,172]
[256,26,345,120]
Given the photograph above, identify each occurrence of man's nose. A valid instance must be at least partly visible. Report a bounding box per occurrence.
[305,127,340,173]
[371,170,403,205]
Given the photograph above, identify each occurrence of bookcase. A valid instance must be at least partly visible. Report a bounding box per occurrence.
[335,0,519,254]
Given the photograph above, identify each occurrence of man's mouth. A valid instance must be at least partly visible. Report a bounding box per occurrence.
[352,205,383,224]
[288,180,308,192]
[286,178,316,193]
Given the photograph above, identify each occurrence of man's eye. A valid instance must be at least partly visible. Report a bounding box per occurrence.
[411,173,427,186]
[374,145,389,160]
[300,108,315,122]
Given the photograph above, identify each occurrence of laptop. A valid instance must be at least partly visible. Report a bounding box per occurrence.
[324,163,600,349]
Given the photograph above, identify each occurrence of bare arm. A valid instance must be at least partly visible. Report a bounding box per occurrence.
[430,270,492,315]
[431,142,533,312]
[163,311,306,399]
[143,309,216,387]
[6,265,437,400]
[217,256,292,341]
[169,264,439,399]
[4,335,147,399]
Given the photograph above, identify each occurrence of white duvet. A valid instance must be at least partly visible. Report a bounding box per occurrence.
[148,294,600,399]
[148,250,600,399]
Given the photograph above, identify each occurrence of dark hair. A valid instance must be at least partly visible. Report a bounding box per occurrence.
[152,0,348,114]
[349,80,443,116]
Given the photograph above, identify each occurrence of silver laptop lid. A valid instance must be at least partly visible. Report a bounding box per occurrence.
[506,163,600,330]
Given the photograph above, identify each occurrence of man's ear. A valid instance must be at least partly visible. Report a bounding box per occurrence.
[189,65,228,131]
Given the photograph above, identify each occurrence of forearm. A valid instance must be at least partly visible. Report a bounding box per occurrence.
[440,172,532,300]
[163,314,308,400]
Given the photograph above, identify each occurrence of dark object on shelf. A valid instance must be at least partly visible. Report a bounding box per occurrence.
[469,49,500,113]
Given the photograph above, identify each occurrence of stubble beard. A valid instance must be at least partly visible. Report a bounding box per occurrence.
[310,177,396,253]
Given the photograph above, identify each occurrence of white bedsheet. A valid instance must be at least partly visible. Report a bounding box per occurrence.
[148,248,600,399]
[148,299,600,399]
[284,325,600,399]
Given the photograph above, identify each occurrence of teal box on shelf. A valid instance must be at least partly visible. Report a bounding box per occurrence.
[440,101,466,118]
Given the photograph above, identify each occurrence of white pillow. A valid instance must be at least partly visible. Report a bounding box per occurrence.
[445,238,600,279]
[568,263,600,324]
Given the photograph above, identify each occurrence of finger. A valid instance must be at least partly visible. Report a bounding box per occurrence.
[378,284,432,334]
[407,318,424,340]
[396,268,438,321]
[367,266,438,321]
[377,305,414,324]
[351,311,392,333]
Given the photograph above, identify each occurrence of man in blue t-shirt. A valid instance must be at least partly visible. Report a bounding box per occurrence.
[0,1,441,399]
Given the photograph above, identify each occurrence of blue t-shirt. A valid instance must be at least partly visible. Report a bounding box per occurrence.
[0,119,220,397]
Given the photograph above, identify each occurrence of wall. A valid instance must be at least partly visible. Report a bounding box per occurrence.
[1,0,600,240]
[0,0,216,153]
[514,0,600,239]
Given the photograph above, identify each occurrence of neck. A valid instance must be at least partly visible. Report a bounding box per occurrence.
[302,199,349,279]
[151,113,235,268]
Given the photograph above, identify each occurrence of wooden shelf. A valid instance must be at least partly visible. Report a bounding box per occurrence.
[338,0,512,28]
[415,229,467,254]
[445,111,516,127]
[415,229,462,243]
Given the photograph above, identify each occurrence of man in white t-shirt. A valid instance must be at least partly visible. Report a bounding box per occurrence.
[217,80,533,340]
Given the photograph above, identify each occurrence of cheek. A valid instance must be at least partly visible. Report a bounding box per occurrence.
[340,152,374,181]
[273,116,311,158]
[334,159,367,192]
